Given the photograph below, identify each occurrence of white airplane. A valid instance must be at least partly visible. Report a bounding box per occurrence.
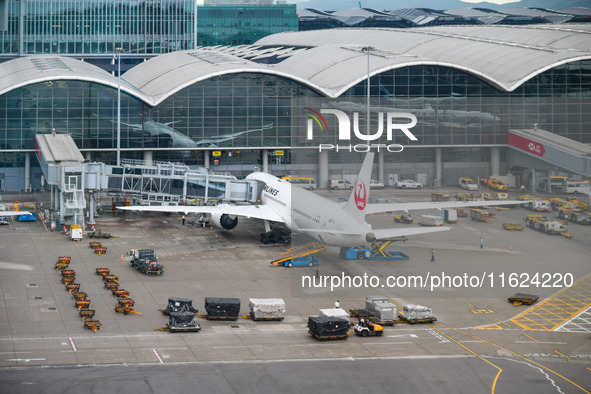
[0,210,31,216]
[118,153,523,247]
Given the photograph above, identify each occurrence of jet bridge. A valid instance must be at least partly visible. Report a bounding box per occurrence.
[508,128,591,192]
[115,159,261,205]
[35,133,87,226]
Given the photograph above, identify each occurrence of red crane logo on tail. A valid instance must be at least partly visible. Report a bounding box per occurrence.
[354,180,367,210]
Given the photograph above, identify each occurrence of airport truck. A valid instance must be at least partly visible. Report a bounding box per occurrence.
[524,215,566,234]
[555,206,591,225]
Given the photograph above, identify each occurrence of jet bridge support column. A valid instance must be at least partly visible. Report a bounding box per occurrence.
[262,149,269,173]
[435,148,442,187]
[491,147,500,176]
[144,151,153,166]
[378,150,384,184]
[25,152,30,192]
[204,152,210,169]
[319,150,329,189]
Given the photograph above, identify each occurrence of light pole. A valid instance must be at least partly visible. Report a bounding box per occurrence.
[115,47,124,166]
[361,46,374,136]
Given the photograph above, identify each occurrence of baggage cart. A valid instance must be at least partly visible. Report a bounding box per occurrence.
[89,241,102,249]
[61,276,75,284]
[79,309,96,321]
[94,247,107,255]
[112,289,130,298]
[75,299,90,310]
[508,293,539,307]
[84,320,101,333]
[115,305,142,315]
[61,269,75,278]
[503,223,523,231]
[72,291,88,301]
[65,283,80,293]
[95,267,110,276]
[105,282,119,290]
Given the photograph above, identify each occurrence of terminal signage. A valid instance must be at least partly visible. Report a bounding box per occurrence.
[508,133,546,157]
[212,151,221,157]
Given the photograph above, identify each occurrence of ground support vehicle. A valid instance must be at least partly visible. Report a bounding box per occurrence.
[549,198,576,211]
[349,309,374,319]
[308,316,351,341]
[118,298,135,307]
[278,254,319,268]
[524,215,568,235]
[203,297,240,320]
[84,320,102,333]
[70,224,83,241]
[55,258,70,270]
[354,321,384,337]
[456,193,483,201]
[503,223,523,231]
[88,230,118,239]
[89,241,102,249]
[339,240,409,261]
[271,242,325,267]
[112,289,130,298]
[470,209,490,222]
[443,209,457,223]
[459,177,479,191]
[0,216,8,225]
[115,304,142,315]
[431,193,450,202]
[94,246,107,255]
[395,179,423,189]
[102,274,119,284]
[508,293,539,306]
[488,179,508,191]
[136,259,164,274]
[129,248,163,274]
[156,312,201,332]
[75,299,90,310]
[16,212,37,222]
[72,292,88,301]
[565,197,589,211]
[399,305,436,324]
[79,309,96,320]
[65,283,80,293]
[556,207,591,225]
[95,267,110,276]
[517,196,551,211]
[393,212,413,224]
[249,298,285,321]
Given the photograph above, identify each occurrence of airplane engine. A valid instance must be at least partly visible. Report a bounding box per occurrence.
[211,213,238,230]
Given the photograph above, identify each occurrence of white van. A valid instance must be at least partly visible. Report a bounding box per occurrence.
[459,177,478,191]
[330,179,353,190]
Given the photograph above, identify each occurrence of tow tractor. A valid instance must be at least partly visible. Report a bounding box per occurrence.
[354,320,384,337]
[339,240,409,261]
[393,212,413,224]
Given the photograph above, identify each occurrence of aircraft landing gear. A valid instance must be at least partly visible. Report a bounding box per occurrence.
[260,231,277,244]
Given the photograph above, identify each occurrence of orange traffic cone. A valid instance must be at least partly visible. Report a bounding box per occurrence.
[215,233,218,239]
[120,254,124,260]
[510,245,513,251]
[210,225,213,231]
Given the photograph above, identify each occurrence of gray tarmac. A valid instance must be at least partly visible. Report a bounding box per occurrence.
[0,187,590,393]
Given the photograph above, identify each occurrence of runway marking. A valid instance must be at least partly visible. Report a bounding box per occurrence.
[364,342,412,345]
[510,273,591,331]
[5,358,46,362]
[386,334,418,338]
[523,333,539,342]
[68,337,77,352]
[427,324,502,394]
[554,350,570,360]
[514,341,566,345]
[152,349,164,364]
[473,324,503,330]
[438,324,590,394]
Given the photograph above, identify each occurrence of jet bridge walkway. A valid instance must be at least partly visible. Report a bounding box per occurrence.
[509,128,591,179]
[271,242,326,266]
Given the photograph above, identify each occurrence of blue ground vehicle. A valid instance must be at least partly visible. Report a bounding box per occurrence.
[339,241,409,261]
[281,254,319,268]
[16,212,37,222]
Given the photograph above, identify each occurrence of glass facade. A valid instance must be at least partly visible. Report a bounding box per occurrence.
[0,1,298,55]
[0,0,196,55]
[1,60,590,168]
[292,62,591,148]
[197,4,298,46]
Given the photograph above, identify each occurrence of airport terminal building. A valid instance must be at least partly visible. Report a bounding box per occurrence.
[1,24,590,190]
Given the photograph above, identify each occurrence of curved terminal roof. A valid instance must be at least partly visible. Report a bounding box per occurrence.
[1,25,591,106]
[0,56,146,103]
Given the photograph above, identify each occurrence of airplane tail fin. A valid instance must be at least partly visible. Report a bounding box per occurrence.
[344,153,374,221]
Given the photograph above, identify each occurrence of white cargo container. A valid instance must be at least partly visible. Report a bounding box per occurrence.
[418,215,444,226]
[249,298,286,320]
[70,224,83,241]
[319,308,350,323]
[374,302,397,322]
[443,209,457,223]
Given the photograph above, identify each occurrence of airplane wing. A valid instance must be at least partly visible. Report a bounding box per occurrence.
[364,200,523,215]
[117,204,286,223]
[0,211,31,216]
[371,226,450,240]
